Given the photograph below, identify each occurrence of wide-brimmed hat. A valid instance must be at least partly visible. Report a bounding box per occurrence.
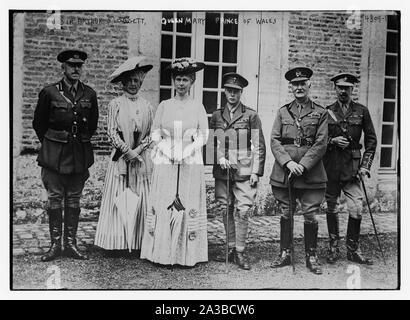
[330,73,359,87]
[285,67,313,83]
[109,56,153,83]
[57,49,88,63]
[222,72,248,90]
[167,57,205,75]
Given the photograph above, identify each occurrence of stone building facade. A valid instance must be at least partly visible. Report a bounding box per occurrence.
[12,10,399,210]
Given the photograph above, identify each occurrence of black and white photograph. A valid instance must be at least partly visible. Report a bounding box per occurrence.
[7,4,403,296]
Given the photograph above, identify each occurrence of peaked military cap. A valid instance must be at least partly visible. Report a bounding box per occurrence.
[222,72,248,89]
[330,73,359,87]
[285,67,313,83]
[57,49,88,63]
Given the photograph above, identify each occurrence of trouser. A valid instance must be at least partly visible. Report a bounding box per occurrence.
[215,179,257,252]
[325,178,363,219]
[271,186,325,224]
[41,168,89,210]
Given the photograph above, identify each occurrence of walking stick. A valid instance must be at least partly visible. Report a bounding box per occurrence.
[287,171,295,273]
[225,167,230,273]
[359,174,386,265]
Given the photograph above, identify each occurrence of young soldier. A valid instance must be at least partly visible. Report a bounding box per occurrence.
[324,73,377,265]
[33,49,99,261]
[270,67,328,275]
[209,72,266,270]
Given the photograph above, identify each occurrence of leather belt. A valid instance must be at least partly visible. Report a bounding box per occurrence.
[280,137,313,147]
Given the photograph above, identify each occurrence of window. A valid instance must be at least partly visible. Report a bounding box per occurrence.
[159,11,241,117]
[159,11,194,102]
[380,14,399,171]
[202,12,240,115]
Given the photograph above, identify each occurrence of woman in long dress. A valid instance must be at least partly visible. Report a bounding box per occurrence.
[140,58,209,266]
[94,56,155,253]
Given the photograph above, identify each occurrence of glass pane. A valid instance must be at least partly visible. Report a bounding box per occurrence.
[161,11,173,32]
[385,55,398,77]
[220,92,227,108]
[204,39,220,62]
[160,61,171,86]
[382,125,394,145]
[202,91,218,114]
[223,40,237,63]
[223,13,239,37]
[380,147,392,168]
[176,12,192,33]
[384,78,396,99]
[383,101,395,122]
[160,89,171,102]
[205,12,221,35]
[387,14,399,30]
[222,66,237,77]
[203,65,219,88]
[176,36,191,58]
[386,32,398,53]
[161,34,172,59]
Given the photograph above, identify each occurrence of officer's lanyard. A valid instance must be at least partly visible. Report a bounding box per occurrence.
[286,105,308,136]
[56,82,75,106]
[327,109,349,135]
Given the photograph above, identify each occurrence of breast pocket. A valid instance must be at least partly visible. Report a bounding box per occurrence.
[282,120,296,137]
[347,114,363,126]
[302,117,319,137]
[80,101,92,118]
[50,101,69,122]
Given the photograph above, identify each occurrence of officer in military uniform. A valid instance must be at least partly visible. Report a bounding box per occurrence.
[270,67,328,275]
[209,72,266,270]
[33,49,99,261]
[324,73,377,265]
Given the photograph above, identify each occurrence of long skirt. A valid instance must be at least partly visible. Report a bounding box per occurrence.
[140,162,208,266]
[94,161,150,250]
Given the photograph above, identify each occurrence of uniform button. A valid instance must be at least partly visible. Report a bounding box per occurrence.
[73,135,76,138]
[74,102,77,105]
[73,121,77,125]
[73,112,77,115]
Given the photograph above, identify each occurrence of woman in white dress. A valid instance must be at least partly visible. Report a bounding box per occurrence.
[94,56,155,254]
[140,58,209,266]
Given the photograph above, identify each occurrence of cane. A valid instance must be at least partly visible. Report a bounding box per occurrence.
[287,171,295,273]
[359,174,386,265]
[225,167,230,273]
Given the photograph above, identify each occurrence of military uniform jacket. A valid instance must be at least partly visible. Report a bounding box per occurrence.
[209,102,266,181]
[270,98,328,189]
[323,100,377,182]
[33,79,99,174]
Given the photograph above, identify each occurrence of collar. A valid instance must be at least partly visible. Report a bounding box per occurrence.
[62,77,81,92]
[124,91,139,101]
[295,97,310,108]
[227,102,240,113]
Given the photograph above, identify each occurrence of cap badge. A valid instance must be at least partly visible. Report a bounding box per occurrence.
[296,70,302,77]
[74,54,79,59]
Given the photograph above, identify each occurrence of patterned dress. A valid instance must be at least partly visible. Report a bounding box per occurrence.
[140,97,208,266]
[94,92,155,250]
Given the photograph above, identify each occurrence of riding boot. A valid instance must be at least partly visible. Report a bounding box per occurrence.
[326,211,340,264]
[63,207,88,260]
[346,216,373,265]
[304,222,323,275]
[41,208,63,262]
[271,217,292,268]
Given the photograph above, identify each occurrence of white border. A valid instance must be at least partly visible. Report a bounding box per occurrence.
[1,0,409,300]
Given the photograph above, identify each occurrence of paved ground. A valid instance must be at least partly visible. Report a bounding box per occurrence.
[12,211,397,256]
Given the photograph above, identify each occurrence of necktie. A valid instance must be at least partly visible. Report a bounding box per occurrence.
[70,86,76,98]
[342,104,348,115]
[297,104,302,116]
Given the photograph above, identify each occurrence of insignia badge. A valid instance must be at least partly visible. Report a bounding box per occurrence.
[233,77,237,83]
[188,231,197,241]
[295,70,303,77]
[189,209,197,218]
